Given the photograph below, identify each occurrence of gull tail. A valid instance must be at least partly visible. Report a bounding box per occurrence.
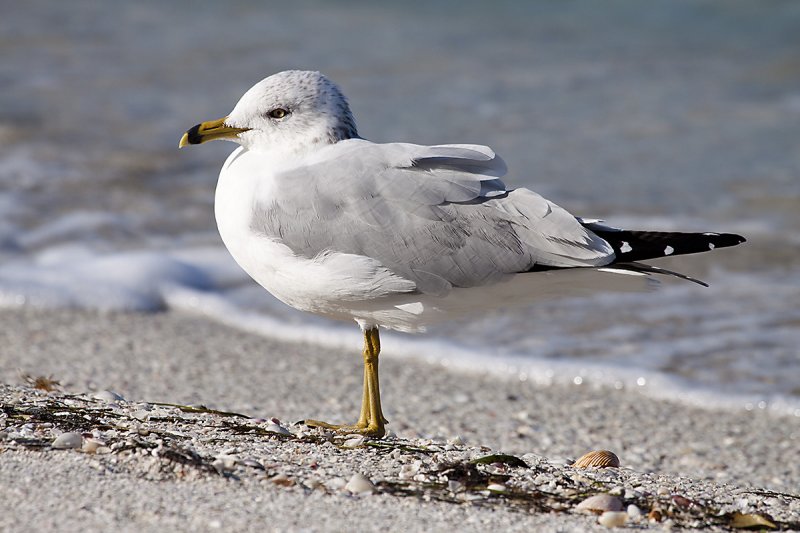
[577,219,746,286]
[579,219,746,262]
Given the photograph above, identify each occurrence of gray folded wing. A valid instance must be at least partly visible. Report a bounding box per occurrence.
[251,142,615,296]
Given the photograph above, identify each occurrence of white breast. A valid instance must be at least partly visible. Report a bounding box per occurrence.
[214,147,416,323]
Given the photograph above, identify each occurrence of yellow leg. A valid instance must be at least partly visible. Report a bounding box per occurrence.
[304,327,387,438]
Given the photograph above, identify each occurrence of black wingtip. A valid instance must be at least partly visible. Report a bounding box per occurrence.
[583,225,746,263]
[711,232,746,247]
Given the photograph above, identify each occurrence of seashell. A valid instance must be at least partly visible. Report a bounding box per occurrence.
[576,494,624,514]
[573,450,620,469]
[345,473,375,494]
[486,483,506,492]
[598,511,628,528]
[52,432,82,449]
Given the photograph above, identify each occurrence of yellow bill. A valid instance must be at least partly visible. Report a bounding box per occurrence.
[178,116,249,148]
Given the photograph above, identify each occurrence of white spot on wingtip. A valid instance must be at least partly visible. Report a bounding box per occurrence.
[703,232,719,236]
[620,241,632,253]
[664,246,674,255]
[708,243,715,250]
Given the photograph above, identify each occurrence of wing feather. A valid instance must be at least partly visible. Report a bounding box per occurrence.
[253,140,614,295]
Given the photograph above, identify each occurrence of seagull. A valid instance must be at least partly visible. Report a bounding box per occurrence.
[179,70,745,438]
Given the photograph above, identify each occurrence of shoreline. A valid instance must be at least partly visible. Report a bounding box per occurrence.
[1,308,799,531]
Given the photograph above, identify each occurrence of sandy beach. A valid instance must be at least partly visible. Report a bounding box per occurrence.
[1,309,798,531]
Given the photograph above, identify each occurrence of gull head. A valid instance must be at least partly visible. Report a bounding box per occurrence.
[179,70,358,153]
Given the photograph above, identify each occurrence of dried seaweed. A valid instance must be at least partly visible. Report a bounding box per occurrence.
[148,401,250,418]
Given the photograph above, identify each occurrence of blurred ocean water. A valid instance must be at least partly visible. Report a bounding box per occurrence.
[1,1,799,411]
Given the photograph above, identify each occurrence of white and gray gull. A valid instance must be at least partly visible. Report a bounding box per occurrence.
[179,70,745,437]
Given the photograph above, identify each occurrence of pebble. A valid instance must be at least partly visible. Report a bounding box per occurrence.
[345,473,375,494]
[486,483,506,492]
[212,454,237,474]
[325,477,347,491]
[627,504,642,519]
[303,478,323,490]
[598,511,628,528]
[576,494,624,513]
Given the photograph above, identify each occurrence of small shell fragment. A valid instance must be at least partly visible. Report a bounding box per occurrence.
[342,436,366,448]
[270,474,294,487]
[598,511,628,528]
[265,423,292,436]
[448,480,465,493]
[345,473,375,494]
[398,462,420,479]
[82,438,105,454]
[576,494,624,514]
[573,450,620,469]
[94,390,124,403]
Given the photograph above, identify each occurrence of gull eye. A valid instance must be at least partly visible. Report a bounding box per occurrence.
[267,108,288,119]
